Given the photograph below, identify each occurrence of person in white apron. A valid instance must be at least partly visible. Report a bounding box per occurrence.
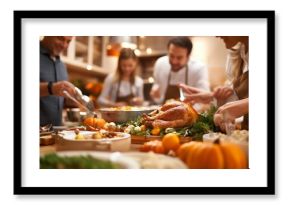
[98,48,144,107]
[150,36,209,104]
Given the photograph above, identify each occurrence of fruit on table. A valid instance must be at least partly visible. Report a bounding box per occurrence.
[177,140,247,169]
[83,117,106,129]
[151,127,161,135]
[139,140,165,154]
[75,134,85,140]
[162,133,180,152]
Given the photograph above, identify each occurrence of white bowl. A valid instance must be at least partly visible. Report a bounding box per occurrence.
[55,130,131,152]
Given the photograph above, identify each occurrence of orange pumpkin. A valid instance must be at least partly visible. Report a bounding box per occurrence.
[219,142,248,168]
[177,140,247,169]
[162,133,180,152]
[139,140,165,154]
[83,117,106,129]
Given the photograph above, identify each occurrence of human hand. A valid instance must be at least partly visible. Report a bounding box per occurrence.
[52,81,76,97]
[183,92,214,104]
[129,97,143,106]
[214,99,248,132]
[178,83,203,95]
[150,85,161,99]
[213,86,234,101]
[114,102,128,107]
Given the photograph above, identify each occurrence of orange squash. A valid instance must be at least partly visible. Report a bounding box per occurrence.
[219,142,248,168]
[177,140,247,169]
[83,117,106,129]
[139,140,165,154]
[162,133,180,152]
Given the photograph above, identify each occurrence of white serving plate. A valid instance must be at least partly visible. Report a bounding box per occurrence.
[123,152,188,169]
[55,130,131,152]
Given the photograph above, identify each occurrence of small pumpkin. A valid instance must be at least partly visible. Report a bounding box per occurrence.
[83,117,106,129]
[177,140,247,169]
[162,133,180,152]
[151,127,161,135]
[139,140,165,154]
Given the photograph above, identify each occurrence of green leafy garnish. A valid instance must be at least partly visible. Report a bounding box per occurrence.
[40,153,121,169]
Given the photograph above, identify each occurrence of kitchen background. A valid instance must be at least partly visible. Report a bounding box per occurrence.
[50,36,229,106]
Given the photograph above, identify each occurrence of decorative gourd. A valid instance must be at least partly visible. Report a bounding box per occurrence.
[139,140,165,154]
[177,140,247,169]
[162,133,180,152]
[83,117,106,129]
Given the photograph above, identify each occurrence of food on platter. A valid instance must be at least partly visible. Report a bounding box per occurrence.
[142,101,198,128]
[119,104,218,141]
[55,130,131,152]
[98,106,158,123]
[72,129,124,140]
[101,105,158,111]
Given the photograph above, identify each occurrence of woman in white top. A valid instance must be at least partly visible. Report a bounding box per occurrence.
[180,36,249,130]
[98,48,144,107]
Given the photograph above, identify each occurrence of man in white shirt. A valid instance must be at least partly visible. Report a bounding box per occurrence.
[150,36,209,104]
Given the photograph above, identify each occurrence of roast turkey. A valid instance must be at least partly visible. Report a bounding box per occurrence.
[142,101,198,128]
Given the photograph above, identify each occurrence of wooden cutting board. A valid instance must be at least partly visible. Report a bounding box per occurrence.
[131,135,192,144]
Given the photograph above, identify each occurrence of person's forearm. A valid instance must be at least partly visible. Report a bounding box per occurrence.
[40,82,50,97]
[238,98,249,116]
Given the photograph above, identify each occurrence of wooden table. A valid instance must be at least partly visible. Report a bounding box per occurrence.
[40,143,142,156]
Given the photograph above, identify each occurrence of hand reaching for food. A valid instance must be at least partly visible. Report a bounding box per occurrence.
[214,98,248,132]
[179,83,213,104]
[129,97,143,106]
[52,81,76,97]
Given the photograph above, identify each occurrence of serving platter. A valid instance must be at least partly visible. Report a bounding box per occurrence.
[55,130,131,152]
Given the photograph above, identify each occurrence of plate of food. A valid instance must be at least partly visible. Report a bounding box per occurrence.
[55,130,131,152]
[98,105,159,123]
[40,151,140,169]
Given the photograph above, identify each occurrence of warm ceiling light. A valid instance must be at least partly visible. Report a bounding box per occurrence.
[86,65,92,70]
[146,48,152,54]
[134,49,141,56]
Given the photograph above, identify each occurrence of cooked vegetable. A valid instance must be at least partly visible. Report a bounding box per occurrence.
[165,127,176,134]
[40,153,121,169]
[75,134,85,140]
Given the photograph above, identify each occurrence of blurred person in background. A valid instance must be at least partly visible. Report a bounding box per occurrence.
[180,36,249,130]
[40,36,77,126]
[150,36,209,104]
[98,48,144,107]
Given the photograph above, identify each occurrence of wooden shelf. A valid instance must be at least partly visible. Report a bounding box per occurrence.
[62,56,107,81]
[137,51,166,58]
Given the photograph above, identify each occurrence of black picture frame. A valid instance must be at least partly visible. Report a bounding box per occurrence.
[14,10,275,195]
